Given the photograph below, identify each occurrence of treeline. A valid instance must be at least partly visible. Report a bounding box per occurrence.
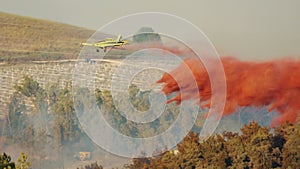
[4,76,92,168]
[2,76,300,169]
[76,117,300,169]
[95,84,180,138]
[7,75,83,147]
[4,76,180,168]
[126,118,300,169]
[2,116,300,169]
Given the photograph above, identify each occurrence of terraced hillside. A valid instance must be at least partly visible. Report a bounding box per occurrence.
[0,12,181,129]
[0,59,176,120]
[0,12,95,63]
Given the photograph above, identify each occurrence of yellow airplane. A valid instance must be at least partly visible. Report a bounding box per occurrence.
[81,34,129,52]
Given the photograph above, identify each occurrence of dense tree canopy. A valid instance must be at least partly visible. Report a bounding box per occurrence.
[126,117,300,169]
[3,76,299,169]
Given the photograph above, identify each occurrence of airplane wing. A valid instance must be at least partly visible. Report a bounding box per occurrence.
[81,42,105,48]
[81,42,96,47]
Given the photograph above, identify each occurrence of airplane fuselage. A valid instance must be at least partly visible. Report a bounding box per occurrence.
[81,35,128,52]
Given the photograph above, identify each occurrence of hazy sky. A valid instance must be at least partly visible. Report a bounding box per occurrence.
[1,0,300,60]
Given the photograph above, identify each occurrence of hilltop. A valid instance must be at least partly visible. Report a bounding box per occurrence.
[0,12,97,63]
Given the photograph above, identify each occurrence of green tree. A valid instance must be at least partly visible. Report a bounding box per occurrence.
[248,126,273,168]
[224,132,249,169]
[128,84,150,112]
[7,93,29,143]
[52,84,82,144]
[0,153,15,169]
[196,135,228,169]
[14,75,48,131]
[125,119,300,169]
[14,76,40,98]
[282,116,300,168]
[12,76,49,159]
[16,152,30,169]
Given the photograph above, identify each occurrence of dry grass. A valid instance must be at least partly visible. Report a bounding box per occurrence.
[0,12,95,63]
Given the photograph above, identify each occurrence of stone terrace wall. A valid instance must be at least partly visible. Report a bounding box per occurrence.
[0,59,173,120]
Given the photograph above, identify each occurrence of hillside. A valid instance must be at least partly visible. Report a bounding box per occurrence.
[0,12,96,63]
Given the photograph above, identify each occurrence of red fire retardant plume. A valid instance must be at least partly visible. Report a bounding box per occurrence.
[157,57,300,127]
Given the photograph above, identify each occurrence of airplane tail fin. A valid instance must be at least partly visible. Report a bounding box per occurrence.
[116,34,122,42]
